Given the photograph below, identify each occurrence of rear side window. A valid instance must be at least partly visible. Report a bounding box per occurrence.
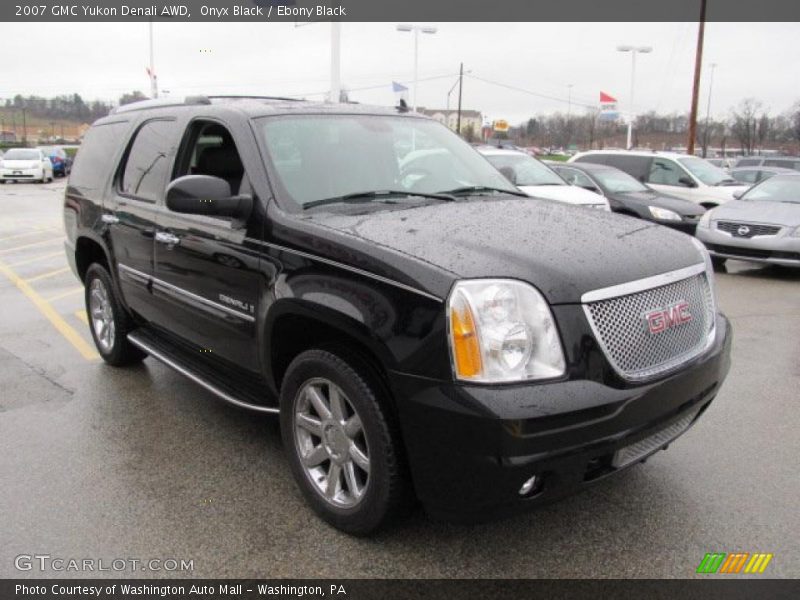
[69,121,129,193]
[120,119,179,202]
[601,155,652,182]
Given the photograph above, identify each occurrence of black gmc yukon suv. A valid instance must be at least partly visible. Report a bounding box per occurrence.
[64,96,732,534]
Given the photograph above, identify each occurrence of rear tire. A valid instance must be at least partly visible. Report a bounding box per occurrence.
[84,263,147,366]
[280,349,407,535]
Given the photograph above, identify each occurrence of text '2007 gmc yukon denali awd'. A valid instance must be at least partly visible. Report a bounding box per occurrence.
[64,96,732,534]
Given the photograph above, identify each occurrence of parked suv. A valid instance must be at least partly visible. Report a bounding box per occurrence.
[64,96,732,534]
[570,150,748,207]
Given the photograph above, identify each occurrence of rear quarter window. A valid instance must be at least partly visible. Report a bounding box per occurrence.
[70,121,130,193]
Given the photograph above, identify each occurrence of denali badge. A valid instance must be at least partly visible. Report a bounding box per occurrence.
[644,301,692,335]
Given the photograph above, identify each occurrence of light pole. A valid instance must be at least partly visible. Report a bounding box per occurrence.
[566,83,574,147]
[148,21,158,98]
[702,62,717,157]
[396,24,438,112]
[617,45,652,149]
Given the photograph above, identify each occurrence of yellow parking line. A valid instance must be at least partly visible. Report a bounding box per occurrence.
[0,237,63,255]
[0,226,60,242]
[25,267,71,283]
[0,259,98,361]
[47,286,84,302]
[75,310,88,325]
[9,251,64,267]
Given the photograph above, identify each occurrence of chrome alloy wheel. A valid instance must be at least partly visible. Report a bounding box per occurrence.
[89,277,115,352]
[293,378,371,508]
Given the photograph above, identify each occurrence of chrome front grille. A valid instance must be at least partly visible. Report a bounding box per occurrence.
[583,267,715,381]
[611,408,700,468]
[717,221,781,238]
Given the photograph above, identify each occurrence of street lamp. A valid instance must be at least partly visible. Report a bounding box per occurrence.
[617,45,652,149]
[703,62,717,158]
[396,24,438,112]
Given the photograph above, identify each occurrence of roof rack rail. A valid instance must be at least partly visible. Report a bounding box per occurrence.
[110,96,211,115]
[205,95,304,102]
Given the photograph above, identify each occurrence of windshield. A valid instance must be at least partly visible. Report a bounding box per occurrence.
[3,149,39,160]
[483,153,565,186]
[741,176,800,204]
[258,115,518,208]
[591,168,648,193]
[678,157,733,186]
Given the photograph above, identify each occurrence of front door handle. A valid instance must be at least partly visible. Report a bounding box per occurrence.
[155,231,181,246]
[101,214,119,224]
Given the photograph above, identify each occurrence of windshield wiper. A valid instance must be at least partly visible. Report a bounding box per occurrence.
[304,189,455,209]
[439,185,528,197]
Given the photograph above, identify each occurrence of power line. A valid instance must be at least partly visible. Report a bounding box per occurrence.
[464,73,596,109]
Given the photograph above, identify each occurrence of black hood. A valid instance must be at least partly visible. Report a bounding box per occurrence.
[286,197,705,305]
[611,189,705,216]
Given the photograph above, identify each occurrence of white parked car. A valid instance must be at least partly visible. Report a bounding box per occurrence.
[0,148,54,183]
[477,147,610,210]
[569,150,748,208]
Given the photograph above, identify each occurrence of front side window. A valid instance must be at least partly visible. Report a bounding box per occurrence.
[484,153,565,186]
[258,115,516,209]
[556,167,594,188]
[678,157,731,186]
[120,119,179,202]
[648,158,689,186]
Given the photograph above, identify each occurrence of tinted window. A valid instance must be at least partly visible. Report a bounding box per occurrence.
[70,121,129,192]
[120,119,178,202]
[764,159,800,170]
[735,158,760,167]
[647,158,687,186]
[601,155,652,182]
[731,170,759,184]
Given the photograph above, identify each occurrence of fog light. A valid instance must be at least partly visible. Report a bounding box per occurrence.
[518,475,538,496]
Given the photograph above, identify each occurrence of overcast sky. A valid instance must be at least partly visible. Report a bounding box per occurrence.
[1,21,798,123]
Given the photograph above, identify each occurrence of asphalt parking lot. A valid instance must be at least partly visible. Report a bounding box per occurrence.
[1,179,798,579]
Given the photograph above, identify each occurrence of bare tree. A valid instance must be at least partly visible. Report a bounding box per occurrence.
[729,98,762,155]
[756,112,771,152]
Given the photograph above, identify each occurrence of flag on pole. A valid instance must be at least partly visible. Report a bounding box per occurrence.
[599,91,617,104]
[392,81,409,103]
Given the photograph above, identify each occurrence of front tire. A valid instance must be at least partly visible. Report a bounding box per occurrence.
[84,263,147,366]
[280,349,406,535]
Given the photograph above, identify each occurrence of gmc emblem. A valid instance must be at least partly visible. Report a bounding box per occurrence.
[644,301,692,335]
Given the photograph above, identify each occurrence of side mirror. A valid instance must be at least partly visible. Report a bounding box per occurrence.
[166,175,252,220]
[498,166,518,185]
[678,176,698,188]
[732,189,745,199]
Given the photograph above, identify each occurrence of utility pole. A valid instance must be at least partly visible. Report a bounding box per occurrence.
[687,0,707,156]
[566,83,574,147]
[702,62,717,157]
[456,62,463,135]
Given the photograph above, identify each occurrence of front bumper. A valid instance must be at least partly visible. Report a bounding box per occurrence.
[697,227,800,267]
[390,314,732,521]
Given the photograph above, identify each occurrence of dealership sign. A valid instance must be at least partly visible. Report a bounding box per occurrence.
[598,91,619,121]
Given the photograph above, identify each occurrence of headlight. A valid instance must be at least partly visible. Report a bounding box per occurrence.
[648,206,681,221]
[447,279,566,383]
[697,210,712,229]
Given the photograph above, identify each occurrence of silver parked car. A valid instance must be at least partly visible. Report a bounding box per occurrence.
[696,173,800,268]
[729,166,795,186]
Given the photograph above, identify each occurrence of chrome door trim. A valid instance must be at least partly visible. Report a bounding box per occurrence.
[246,238,442,303]
[580,263,706,304]
[117,263,255,323]
[127,332,278,414]
[118,263,150,286]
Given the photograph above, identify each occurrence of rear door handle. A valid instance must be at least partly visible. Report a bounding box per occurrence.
[101,214,119,224]
[155,231,181,246]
